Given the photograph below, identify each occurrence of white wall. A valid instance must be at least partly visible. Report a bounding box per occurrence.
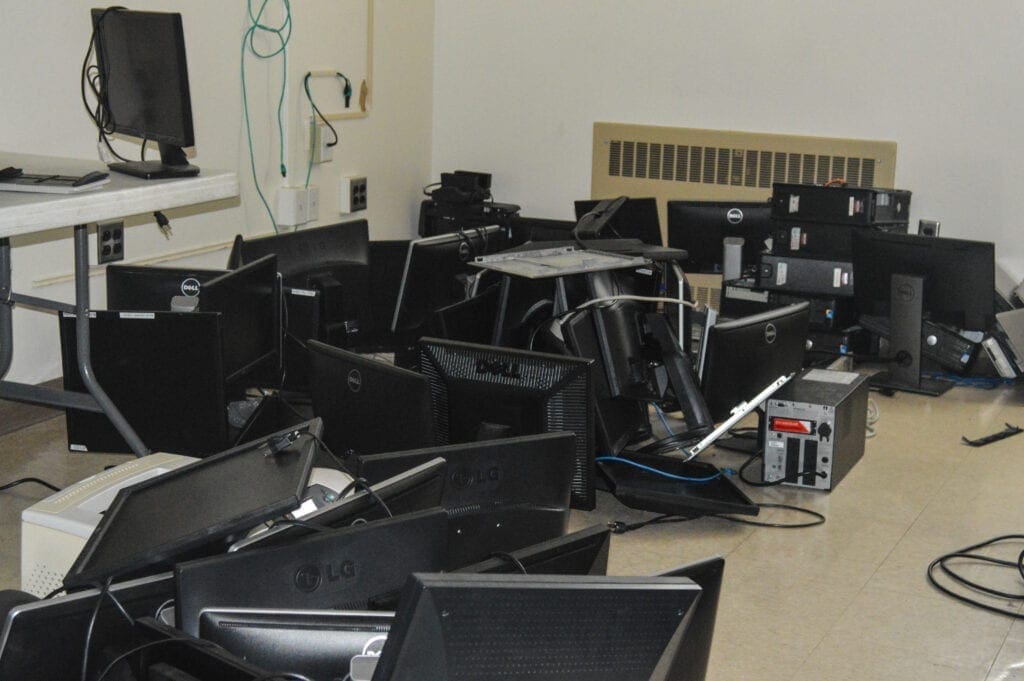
[431,0,1024,280]
[0,0,434,383]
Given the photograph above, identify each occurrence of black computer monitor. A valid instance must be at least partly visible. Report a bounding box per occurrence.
[456,525,611,576]
[431,283,501,343]
[0,573,174,681]
[391,226,508,334]
[575,197,662,245]
[656,557,726,681]
[666,200,771,273]
[507,216,575,245]
[701,302,810,422]
[197,609,393,681]
[60,310,229,455]
[418,338,596,510]
[63,420,320,589]
[372,573,702,681]
[91,8,199,178]
[851,230,995,331]
[106,264,225,310]
[308,340,435,458]
[229,458,447,551]
[174,508,449,636]
[198,254,282,384]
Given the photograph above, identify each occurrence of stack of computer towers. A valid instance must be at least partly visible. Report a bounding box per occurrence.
[723,182,910,356]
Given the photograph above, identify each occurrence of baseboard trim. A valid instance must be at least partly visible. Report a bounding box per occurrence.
[0,378,63,437]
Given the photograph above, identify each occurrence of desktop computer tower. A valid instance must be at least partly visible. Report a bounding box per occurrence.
[770,183,912,226]
[757,254,854,297]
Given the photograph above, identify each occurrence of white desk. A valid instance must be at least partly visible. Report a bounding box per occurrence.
[0,152,239,456]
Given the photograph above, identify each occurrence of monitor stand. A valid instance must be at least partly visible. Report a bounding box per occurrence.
[108,142,200,179]
[869,273,954,397]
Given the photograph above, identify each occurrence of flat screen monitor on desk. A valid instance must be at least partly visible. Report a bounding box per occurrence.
[666,200,771,273]
[575,197,663,245]
[90,8,199,178]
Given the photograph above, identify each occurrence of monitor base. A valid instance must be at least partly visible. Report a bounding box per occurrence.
[869,372,954,397]
[108,161,200,180]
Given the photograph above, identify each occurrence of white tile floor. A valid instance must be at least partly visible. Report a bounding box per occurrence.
[1,382,1023,679]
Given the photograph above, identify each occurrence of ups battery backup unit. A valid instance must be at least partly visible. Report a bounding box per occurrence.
[770,183,912,226]
[762,369,870,491]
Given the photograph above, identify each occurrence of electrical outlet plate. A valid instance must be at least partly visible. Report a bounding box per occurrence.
[277,187,308,226]
[340,175,367,213]
[97,221,124,264]
[311,121,333,164]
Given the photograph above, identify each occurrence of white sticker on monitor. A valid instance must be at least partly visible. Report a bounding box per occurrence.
[776,262,788,285]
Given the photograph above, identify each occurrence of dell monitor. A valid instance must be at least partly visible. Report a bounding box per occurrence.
[391,226,508,334]
[456,525,611,576]
[106,264,224,310]
[418,338,596,510]
[91,8,199,178]
[575,197,662,245]
[174,509,449,636]
[308,340,435,458]
[198,254,282,384]
[666,200,771,273]
[657,557,726,681]
[63,420,320,589]
[372,573,702,681]
[701,302,810,423]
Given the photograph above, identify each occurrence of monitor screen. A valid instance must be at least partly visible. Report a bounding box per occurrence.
[199,254,281,383]
[418,338,596,510]
[63,420,320,589]
[0,573,174,681]
[456,525,611,576]
[851,230,995,331]
[175,508,449,636]
[372,573,702,681]
[701,302,809,422]
[391,226,508,333]
[575,197,662,245]
[308,340,435,458]
[60,310,228,455]
[197,609,393,681]
[91,8,198,176]
[656,557,726,681]
[666,200,771,273]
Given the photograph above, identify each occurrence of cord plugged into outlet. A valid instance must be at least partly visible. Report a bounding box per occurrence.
[340,175,367,213]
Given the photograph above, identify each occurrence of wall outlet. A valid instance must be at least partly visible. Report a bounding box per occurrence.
[97,221,124,264]
[277,187,308,226]
[311,121,333,164]
[340,175,367,213]
[306,185,320,222]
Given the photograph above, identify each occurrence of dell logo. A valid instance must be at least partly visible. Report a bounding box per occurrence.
[475,358,521,379]
[180,278,201,297]
[347,369,362,393]
[458,241,471,261]
[895,281,917,302]
[764,323,778,344]
[451,466,501,490]
[726,208,744,225]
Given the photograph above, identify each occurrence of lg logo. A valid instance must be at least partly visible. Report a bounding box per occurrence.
[180,278,201,297]
[450,466,501,490]
[294,560,358,593]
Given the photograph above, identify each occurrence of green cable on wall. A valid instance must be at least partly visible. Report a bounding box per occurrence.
[241,0,292,233]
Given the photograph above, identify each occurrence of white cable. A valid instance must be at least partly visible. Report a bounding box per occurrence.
[576,295,698,310]
[866,398,880,438]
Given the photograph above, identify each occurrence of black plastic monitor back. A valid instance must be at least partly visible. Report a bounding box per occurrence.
[63,420,320,589]
[851,230,995,330]
[228,220,370,283]
[456,525,610,576]
[391,226,508,333]
[60,310,228,455]
[666,200,771,272]
[308,340,435,457]
[656,557,726,681]
[0,574,174,681]
[701,302,809,422]
[575,197,662,245]
[197,609,393,681]
[106,264,225,310]
[175,509,449,636]
[92,9,194,148]
[418,338,596,510]
[507,216,575,245]
[373,573,701,681]
[431,283,501,344]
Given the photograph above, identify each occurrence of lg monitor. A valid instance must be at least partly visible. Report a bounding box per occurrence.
[91,8,199,178]
[418,338,596,510]
[372,573,702,681]
[456,525,611,576]
[198,254,282,384]
[575,197,662,245]
[666,200,772,273]
[656,557,726,681]
[174,509,449,636]
[701,302,810,423]
[62,420,320,589]
[308,340,435,458]
[391,225,508,334]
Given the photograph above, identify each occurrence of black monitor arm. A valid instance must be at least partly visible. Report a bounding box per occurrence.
[643,312,714,439]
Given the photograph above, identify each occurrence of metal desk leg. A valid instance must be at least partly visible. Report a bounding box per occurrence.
[71,225,150,456]
[0,238,12,378]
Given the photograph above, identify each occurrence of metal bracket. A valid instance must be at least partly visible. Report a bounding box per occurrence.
[961,423,1022,448]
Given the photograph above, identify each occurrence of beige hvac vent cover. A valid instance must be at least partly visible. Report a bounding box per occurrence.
[592,122,898,243]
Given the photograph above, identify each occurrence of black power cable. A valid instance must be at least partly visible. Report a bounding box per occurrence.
[0,477,62,493]
[927,534,1024,619]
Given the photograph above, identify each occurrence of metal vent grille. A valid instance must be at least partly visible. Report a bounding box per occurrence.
[419,340,595,510]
